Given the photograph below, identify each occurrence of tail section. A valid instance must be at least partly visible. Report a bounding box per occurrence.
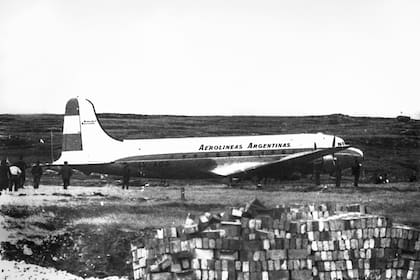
[54,97,122,165]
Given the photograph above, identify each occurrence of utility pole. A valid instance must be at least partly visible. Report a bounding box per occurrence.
[50,130,54,163]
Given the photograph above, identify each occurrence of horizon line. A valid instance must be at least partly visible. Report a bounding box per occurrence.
[0,112,418,120]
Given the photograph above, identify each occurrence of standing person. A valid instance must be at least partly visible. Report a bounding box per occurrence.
[352,160,362,187]
[31,160,43,189]
[9,165,22,192]
[122,163,130,190]
[0,159,11,194]
[15,155,27,189]
[59,161,73,190]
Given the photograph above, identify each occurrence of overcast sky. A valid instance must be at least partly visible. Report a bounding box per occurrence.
[0,0,419,118]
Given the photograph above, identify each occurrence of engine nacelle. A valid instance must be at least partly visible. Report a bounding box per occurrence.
[314,155,336,174]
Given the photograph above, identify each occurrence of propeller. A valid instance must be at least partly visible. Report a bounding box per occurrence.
[332,136,337,166]
[331,136,343,186]
[312,141,320,185]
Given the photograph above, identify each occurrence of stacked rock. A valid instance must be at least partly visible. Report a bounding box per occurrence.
[131,200,420,280]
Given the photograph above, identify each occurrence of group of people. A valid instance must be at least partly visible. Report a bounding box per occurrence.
[0,156,127,193]
[0,157,74,193]
[0,156,43,193]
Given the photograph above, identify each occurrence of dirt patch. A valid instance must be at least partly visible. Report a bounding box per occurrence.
[1,225,149,278]
[0,191,163,278]
[1,205,35,218]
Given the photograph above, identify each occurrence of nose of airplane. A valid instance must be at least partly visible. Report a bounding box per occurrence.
[348,147,364,160]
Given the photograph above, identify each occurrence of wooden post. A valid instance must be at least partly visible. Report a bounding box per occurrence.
[180,187,185,201]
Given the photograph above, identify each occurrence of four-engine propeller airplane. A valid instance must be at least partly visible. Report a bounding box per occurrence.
[53,97,364,186]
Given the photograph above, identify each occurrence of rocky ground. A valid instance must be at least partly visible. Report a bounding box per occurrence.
[0,184,146,280]
[0,180,419,279]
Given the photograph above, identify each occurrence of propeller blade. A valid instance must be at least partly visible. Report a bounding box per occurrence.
[332,136,336,160]
[313,142,317,150]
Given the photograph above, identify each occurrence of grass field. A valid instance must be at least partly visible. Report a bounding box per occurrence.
[0,113,419,181]
[0,179,419,278]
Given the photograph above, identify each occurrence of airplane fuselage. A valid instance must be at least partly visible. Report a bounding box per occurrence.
[70,133,360,180]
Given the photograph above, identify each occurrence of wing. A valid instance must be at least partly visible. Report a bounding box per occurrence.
[210,145,351,177]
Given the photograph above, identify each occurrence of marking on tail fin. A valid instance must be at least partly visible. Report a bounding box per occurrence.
[62,98,83,151]
[63,134,82,151]
[81,120,96,125]
[63,115,81,134]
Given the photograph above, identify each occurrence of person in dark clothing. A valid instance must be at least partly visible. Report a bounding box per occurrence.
[122,163,130,190]
[31,160,43,189]
[409,172,417,182]
[59,161,73,190]
[352,161,362,187]
[0,159,11,194]
[15,155,27,189]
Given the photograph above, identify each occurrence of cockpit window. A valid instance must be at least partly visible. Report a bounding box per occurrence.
[337,141,346,147]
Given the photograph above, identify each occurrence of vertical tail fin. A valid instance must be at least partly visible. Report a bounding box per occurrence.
[55,97,121,164]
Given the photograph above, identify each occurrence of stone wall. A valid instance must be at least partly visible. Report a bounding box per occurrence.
[131,200,420,280]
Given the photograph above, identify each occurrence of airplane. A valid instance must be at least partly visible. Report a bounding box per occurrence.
[53,97,364,187]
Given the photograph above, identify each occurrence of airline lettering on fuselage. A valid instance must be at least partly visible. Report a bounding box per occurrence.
[247,142,291,149]
[198,142,291,151]
[198,144,243,151]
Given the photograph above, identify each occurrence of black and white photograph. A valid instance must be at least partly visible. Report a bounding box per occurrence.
[0,0,419,279]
